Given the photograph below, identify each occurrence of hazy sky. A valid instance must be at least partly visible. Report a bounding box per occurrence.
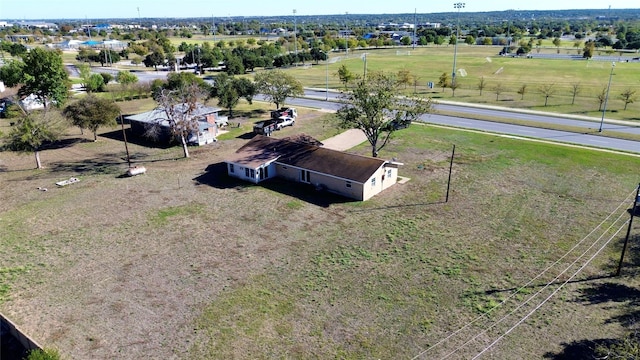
[1,0,638,20]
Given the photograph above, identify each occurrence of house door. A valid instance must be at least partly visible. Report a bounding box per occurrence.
[300,170,310,183]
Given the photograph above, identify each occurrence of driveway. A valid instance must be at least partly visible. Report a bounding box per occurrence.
[321,129,367,151]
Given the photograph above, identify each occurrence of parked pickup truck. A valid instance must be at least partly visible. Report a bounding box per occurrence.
[275,116,295,130]
[253,119,278,136]
[270,107,298,120]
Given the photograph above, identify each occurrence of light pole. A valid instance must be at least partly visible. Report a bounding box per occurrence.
[293,9,297,65]
[599,62,615,132]
[451,2,465,86]
[326,52,329,101]
[345,12,349,57]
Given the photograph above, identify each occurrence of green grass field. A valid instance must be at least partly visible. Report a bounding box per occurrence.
[1,107,639,358]
[281,45,640,121]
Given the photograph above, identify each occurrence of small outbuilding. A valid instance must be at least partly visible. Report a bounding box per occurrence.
[125,104,228,145]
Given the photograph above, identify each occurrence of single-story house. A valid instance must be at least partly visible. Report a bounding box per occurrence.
[225,135,402,201]
[125,104,228,145]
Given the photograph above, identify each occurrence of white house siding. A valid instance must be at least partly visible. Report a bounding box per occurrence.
[227,162,276,184]
[275,163,365,200]
[362,165,398,201]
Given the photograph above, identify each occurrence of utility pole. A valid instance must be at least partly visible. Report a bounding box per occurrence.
[293,9,297,66]
[446,144,456,202]
[451,3,465,86]
[616,183,640,276]
[413,8,417,50]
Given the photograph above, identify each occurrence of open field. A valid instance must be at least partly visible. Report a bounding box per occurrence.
[277,46,640,121]
[1,101,639,359]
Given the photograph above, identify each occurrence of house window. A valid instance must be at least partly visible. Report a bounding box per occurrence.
[371,177,376,186]
[346,181,352,188]
[301,170,311,183]
[250,169,256,178]
[387,169,392,178]
[264,166,269,178]
[229,164,234,173]
[245,168,250,177]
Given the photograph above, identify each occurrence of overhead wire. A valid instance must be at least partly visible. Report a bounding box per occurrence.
[471,219,630,359]
[410,186,637,360]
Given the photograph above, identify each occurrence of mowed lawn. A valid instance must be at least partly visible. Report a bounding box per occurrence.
[1,104,639,359]
[279,45,640,121]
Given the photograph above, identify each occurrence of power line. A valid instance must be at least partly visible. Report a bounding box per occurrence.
[410,187,636,359]
[471,220,629,359]
[441,210,629,359]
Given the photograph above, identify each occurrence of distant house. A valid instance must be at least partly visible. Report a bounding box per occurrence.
[225,135,402,201]
[125,104,228,145]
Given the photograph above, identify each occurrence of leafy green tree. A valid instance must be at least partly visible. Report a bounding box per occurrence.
[0,48,69,108]
[85,73,106,93]
[583,40,595,59]
[552,37,562,53]
[76,47,98,64]
[336,64,357,89]
[163,72,209,93]
[97,49,121,66]
[0,42,27,56]
[438,72,449,92]
[143,50,165,70]
[116,71,138,87]
[4,111,65,169]
[211,73,256,117]
[465,35,475,45]
[63,95,120,141]
[100,72,113,85]
[335,72,433,157]
[396,69,413,89]
[401,36,412,46]
[254,70,303,109]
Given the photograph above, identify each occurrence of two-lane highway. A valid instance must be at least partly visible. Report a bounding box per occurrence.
[266,91,640,154]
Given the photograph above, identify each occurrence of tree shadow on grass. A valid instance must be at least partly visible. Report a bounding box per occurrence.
[543,338,620,359]
[100,128,174,149]
[193,162,354,208]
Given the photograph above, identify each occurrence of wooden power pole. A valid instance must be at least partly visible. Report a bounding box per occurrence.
[616,183,640,276]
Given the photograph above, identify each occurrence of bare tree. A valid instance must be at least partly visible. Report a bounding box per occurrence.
[539,84,556,106]
[493,83,505,101]
[154,83,207,158]
[619,89,637,110]
[597,87,607,111]
[517,84,527,100]
[571,83,581,105]
[450,80,461,97]
[477,76,486,96]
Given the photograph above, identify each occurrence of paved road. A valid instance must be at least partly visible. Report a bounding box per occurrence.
[264,93,640,154]
[68,67,638,154]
